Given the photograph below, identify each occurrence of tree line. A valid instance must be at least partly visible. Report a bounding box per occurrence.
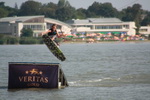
[0,0,150,33]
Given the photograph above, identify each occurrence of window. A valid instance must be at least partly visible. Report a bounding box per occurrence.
[95,25,122,29]
[86,25,93,29]
[14,26,17,33]
[123,25,129,29]
[24,25,30,29]
[23,25,43,30]
[116,25,122,29]
[140,29,148,32]
[95,25,103,29]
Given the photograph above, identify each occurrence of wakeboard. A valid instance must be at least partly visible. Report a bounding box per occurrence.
[42,35,66,61]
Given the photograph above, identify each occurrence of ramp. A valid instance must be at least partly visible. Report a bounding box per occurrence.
[8,62,68,89]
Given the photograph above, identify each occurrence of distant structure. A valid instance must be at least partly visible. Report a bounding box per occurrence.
[139,26,150,36]
[66,18,137,36]
[1,16,149,37]
[0,15,72,37]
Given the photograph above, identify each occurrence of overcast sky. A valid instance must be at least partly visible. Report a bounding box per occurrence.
[1,0,150,11]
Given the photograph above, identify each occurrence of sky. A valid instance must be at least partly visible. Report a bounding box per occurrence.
[1,0,150,11]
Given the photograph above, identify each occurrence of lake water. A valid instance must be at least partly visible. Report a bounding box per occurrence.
[0,42,150,100]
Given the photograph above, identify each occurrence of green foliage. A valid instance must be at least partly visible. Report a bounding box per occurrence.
[57,0,66,8]
[40,2,57,18]
[55,0,76,21]
[88,2,100,15]
[87,2,119,18]
[6,36,19,44]
[99,3,118,17]
[14,3,18,9]
[148,34,150,40]
[76,8,87,19]
[0,8,8,18]
[19,0,42,16]
[40,7,56,18]
[0,2,18,17]
[0,34,44,45]
[0,34,19,44]
[19,37,43,44]
[19,37,37,44]
[21,28,33,37]
[121,4,143,34]
[56,6,76,21]
[141,12,150,26]
[0,2,5,7]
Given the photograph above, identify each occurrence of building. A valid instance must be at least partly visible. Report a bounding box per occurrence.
[66,18,136,36]
[0,15,72,37]
[139,26,150,36]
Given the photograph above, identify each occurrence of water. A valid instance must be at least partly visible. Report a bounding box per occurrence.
[0,42,150,100]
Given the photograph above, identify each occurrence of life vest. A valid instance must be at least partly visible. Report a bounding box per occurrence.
[48,29,57,36]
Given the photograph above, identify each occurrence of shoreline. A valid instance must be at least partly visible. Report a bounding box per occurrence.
[62,40,150,44]
[0,40,150,45]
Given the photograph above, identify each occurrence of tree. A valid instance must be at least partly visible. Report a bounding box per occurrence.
[0,2,18,17]
[56,6,76,21]
[21,28,33,37]
[0,8,8,18]
[6,7,19,16]
[14,3,18,9]
[121,4,143,35]
[0,2,5,7]
[87,2,119,18]
[45,2,58,10]
[99,3,118,17]
[40,8,56,18]
[76,8,87,19]
[40,2,57,18]
[57,0,66,8]
[19,1,42,16]
[57,0,72,8]
[121,7,134,21]
[141,12,150,26]
[64,0,71,7]
[88,2,100,16]
[56,0,76,21]
[148,34,150,40]
[132,4,142,35]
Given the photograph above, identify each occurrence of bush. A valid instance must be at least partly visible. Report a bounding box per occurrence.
[6,37,19,44]
[0,38,6,44]
[19,37,38,44]
[148,34,150,40]
[0,35,43,45]
[21,28,33,37]
[36,37,44,44]
[0,34,6,44]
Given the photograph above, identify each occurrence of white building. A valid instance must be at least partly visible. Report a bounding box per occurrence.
[66,18,136,36]
[139,26,150,36]
[0,15,72,37]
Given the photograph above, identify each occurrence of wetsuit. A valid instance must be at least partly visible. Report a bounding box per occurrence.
[48,29,57,37]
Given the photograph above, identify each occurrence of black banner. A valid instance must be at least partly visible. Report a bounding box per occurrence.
[8,62,59,89]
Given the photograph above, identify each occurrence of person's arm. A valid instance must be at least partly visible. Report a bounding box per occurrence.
[56,30,67,38]
[56,30,61,38]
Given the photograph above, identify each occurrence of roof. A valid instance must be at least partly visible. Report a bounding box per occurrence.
[66,18,122,24]
[0,15,71,28]
[88,18,122,23]
[0,15,44,23]
[45,18,72,28]
[66,19,89,24]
